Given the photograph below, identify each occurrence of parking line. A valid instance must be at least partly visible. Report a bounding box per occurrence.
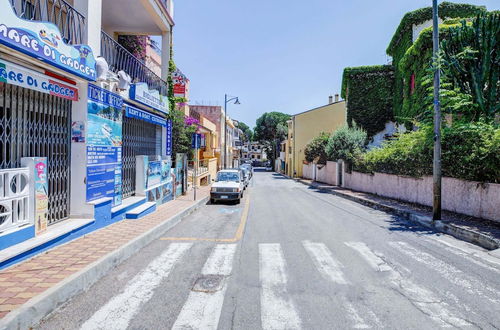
[160,194,251,243]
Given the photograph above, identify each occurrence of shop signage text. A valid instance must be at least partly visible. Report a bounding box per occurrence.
[125,105,167,127]
[129,82,168,114]
[0,59,78,101]
[0,1,97,81]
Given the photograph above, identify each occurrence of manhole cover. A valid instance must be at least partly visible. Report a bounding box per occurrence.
[192,275,225,293]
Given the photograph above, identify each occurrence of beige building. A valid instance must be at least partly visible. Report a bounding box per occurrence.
[287,95,346,178]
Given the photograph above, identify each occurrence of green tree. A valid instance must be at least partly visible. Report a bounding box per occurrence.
[253,112,291,164]
[439,13,500,120]
[167,57,196,159]
[325,125,367,163]
[236,121,253,142]
[304,132,330,165]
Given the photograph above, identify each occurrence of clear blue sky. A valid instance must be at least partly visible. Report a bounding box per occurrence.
[172,0,499,129]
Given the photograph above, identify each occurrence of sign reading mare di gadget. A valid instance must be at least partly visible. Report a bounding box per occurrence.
[0,0,96,81]
[129,82,169,114]
[0,59,78,101]
[86,84,123,206]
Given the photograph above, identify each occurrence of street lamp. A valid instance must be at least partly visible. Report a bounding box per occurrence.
[224,94,240,169]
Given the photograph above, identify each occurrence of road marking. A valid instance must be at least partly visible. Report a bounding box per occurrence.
[344,300,371,329]
[171,244,237,330]
[259,243,302,330]
[389,241,500,304]
[425,235,500,273]
[347,241,470,328]
[344,242,392,272]
[80,243,192,330]
[302,241,349,284]
[161,194,251,242]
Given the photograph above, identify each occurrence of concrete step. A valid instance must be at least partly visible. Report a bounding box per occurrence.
[125,202,157,220]
[111,197,146,220]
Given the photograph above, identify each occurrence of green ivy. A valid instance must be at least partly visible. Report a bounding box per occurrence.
[341,65,395,138]
[386,2,485,122]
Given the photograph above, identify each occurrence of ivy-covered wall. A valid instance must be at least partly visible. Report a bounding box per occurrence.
[386,2,486,122]
[399,23,457,122]
[341,65,395,138]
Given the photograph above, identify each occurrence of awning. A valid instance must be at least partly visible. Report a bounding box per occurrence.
[124,103,167,127]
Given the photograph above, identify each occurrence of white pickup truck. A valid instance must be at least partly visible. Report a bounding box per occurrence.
[210,169,245,204]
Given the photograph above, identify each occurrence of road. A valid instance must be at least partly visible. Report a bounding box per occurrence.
[37,170,500,329]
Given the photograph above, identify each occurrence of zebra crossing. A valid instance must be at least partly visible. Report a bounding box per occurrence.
[81,239,500,330]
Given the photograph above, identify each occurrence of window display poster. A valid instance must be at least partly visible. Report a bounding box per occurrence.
[34,158,48,235]
[86,85,123,206]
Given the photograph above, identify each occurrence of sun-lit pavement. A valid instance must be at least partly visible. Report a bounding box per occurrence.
[36,170,500,329]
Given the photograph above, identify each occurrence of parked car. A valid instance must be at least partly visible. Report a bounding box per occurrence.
[240,168,250,188]
[240,163,252,179]
[265,162,273,171]
[210,169,245,204]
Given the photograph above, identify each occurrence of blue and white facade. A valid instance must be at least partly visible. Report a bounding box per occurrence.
[0,0,176,252]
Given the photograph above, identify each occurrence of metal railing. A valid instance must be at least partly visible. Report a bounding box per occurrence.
[8,0,85,45]
[101,31,168,95]
[187,160,210,177]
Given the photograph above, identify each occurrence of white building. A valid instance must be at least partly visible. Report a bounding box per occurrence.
[0,0,175,250]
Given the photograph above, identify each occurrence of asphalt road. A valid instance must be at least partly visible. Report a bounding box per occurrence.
[37,170,500,329]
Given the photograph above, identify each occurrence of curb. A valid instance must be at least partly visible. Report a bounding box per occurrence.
[0,196,209,330]
[294,178,500,251]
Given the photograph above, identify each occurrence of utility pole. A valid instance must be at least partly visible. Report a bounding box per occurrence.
[432,0,442,220]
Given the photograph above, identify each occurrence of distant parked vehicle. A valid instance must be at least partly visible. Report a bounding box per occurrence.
[240,164,252,178]
[265,163,273,171]
[240,168,250,188]
[210,169,245,204]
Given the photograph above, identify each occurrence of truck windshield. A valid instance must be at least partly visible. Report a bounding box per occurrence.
[217,172,240,182]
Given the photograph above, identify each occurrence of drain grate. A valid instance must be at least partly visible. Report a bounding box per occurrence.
[192,275,225,293]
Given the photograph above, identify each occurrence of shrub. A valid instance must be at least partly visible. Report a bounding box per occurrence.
[355,122,500,183]
[304,132,330,164]
[326,125,367,163]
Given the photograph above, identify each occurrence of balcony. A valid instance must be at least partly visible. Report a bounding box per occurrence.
[8,0,85,45]
[100,31,168,95]
[101,0,173,36]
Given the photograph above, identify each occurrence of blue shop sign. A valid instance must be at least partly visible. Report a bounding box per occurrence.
[129,82,169,114]
[125,104,167,127]
[0,2,97,81]
[166,120,172,156]
[86,164,116,202]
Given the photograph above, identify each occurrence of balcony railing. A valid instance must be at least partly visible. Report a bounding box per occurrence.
[101,31,168,95]
[8,0,85,45]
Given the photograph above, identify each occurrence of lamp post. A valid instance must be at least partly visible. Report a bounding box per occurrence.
[224,94,240,169]
[432,0,442,220]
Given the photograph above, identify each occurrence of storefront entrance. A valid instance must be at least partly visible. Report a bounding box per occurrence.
[121,114,161,199]
[0,83,71,225]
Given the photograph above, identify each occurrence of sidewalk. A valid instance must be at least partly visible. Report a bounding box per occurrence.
[0,187,210,325]
[295,178,500,250]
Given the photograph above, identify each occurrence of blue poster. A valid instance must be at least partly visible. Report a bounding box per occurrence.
[86,84,123,206]
[0,2,96,81]
[87,85,123,147]
[86,164,116,202]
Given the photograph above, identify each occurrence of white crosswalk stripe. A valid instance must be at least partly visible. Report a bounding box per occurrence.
[302,240,349,284]
[346,241,471,328]
[389,241,500,304]
[259,243,302,330]
[172,244,237,330]
[80,243,192,330]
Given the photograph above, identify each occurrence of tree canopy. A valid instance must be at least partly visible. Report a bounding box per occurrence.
[254,112,291,164]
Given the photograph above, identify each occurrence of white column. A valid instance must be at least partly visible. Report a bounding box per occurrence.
[74,0,102,55]
[161,31,171,81]
[70,83,95,218]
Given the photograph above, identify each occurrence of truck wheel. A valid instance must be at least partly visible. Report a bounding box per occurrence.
[210,198,215,204]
